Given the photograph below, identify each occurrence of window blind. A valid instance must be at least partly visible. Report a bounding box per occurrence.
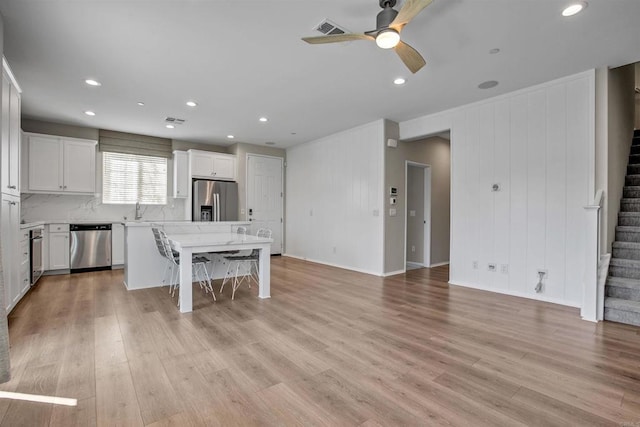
[98,129,172,158]
[102,152,167,205]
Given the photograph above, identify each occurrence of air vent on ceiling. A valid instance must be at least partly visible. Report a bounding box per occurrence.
[315,19,348,35]
[165,117,186,125]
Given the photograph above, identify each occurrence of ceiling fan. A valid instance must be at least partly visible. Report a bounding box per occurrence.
[302,0,433,74]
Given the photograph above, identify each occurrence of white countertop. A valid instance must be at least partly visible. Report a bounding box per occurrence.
[19,221,46,230]
[21,220,251,229]
[124,220,250,227]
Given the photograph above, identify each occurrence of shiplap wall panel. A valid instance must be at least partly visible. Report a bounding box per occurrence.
[494,100,511,290]
[509,95,529,294]
[478,104,496,287]
[545,84,568,301]
[285,120,385,275]
[526,90,548,295]
[449,113,468,283]
[400,70,594,307]
[565,78,591,305]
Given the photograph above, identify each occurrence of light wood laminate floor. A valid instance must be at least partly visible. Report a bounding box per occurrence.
[1,257,640,426]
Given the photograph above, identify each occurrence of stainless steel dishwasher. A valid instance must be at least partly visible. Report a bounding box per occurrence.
[70,224,112,273]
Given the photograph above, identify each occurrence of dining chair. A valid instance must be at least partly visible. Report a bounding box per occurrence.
[220,228,271,300]
[156,228,216,304]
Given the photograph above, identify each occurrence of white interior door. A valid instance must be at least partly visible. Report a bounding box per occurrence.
[247,155,283,254]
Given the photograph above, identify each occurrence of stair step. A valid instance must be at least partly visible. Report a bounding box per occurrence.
[618,212,640,226]
[625,175,640,186]
[606,276,640,302]
[609,257,640,279]
[631,145,640,155]
[635,129,640,138]
[627,164,640,175]
[623,186,640,198]
[629,154,640,165]
[633,136,640,147]
[615,226,640,243]
[612,241,640,259]
[620,199,640,212]
[604,298,640,326]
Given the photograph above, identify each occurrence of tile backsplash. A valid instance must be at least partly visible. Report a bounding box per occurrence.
[21,193,187,223]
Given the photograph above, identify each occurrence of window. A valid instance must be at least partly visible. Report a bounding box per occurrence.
[102,152,167,204]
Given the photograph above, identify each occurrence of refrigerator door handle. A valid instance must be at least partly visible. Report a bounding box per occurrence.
[215,193,220,221]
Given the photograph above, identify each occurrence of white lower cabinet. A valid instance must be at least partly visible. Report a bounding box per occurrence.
[1,194,21,312]
[20,229,30,295]
[48,224,70,270]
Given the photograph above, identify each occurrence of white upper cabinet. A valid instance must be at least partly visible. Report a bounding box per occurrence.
[173,150,188,198]
[24,133,96,194]
[1,60,21,197]
[63,139,96,193]
[189,149,236,181]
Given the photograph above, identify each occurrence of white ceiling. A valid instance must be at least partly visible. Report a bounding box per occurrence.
[1,0,639,149]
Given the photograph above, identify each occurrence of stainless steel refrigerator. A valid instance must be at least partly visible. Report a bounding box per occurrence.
[192,179,239,221]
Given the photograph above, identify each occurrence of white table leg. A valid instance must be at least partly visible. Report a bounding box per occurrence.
[179,247,193,313]
[258,244,271,299]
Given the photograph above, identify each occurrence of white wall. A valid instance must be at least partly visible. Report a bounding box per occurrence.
[285,120,385,275]
[401,70,595,307]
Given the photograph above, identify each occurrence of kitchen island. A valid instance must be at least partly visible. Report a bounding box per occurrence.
[123,221,251,290]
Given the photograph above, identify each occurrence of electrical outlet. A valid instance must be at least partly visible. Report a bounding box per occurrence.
[473,261,478,269]
[411,245,415,253]
[332,246,336,254]
[488,263,497,272]
[501,264,509,274]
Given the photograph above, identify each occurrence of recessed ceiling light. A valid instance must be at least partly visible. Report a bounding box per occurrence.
[85,79,101,87]
[137,102,145,106]
[166,124,175,129]
[259,117,268,122]
[489,48,500,54]
[562,2,587,17]
[265,142,276,146]
[478,80,499,89]
[227,135,235,139]
[186,101,197,107]
[84,110,95,116]
[393,77,406,85]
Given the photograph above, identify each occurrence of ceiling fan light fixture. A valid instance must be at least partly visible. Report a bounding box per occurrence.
[375,29,400,49]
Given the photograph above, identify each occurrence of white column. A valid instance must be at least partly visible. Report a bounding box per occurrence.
[582,205,601,322]
[179,247,193,313]
[258,244,271,299]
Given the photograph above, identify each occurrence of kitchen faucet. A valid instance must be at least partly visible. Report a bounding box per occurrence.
[135,202,142,220]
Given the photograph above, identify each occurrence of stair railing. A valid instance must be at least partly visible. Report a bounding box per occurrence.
[582,189,605,322]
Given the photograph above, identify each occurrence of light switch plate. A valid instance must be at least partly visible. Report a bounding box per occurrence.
[389,208,397,217]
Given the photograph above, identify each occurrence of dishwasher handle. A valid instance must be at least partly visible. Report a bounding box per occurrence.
[70,224,112,231]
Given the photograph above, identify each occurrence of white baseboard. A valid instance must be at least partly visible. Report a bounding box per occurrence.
[429,261,450,268]
[406,262,424,269]
[448,279,581,308]
[383,269,406,277]
[282,254,383,277]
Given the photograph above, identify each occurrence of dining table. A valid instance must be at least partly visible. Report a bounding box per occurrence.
[167,232,273,313]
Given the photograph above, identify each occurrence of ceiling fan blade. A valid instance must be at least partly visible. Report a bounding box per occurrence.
[302,33,374,44]
[390,0,434,31]
[394,40,426,73]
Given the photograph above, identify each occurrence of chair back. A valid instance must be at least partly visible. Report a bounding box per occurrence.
[158,229,179,265]
[151,227,169,259]
[256,228,272,239]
